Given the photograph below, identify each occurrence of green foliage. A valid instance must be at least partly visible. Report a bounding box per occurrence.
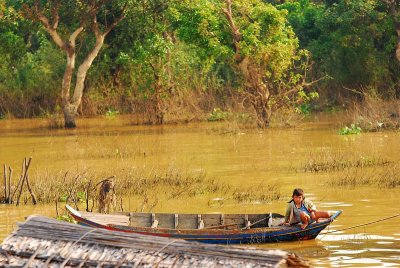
[56,213,76,224]
[58,191,86,202]
[106,108,120,119]
[295,103,311,115]
[207,108,228,122]
[280,0,399,97]
[1,0,399,122]
[339,124,362,135]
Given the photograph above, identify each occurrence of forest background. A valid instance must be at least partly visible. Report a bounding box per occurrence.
[0,0,399,129]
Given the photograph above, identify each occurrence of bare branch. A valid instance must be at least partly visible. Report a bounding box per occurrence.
[50,0,61,29]
[69,27,84,45]
[23,1,66,50]
[104,7,126,36]
[221,0,242,56]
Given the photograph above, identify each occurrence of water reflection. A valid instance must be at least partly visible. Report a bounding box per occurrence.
[257,233,400,267]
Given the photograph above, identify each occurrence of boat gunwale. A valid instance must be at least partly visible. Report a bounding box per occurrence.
[66,205,342,237]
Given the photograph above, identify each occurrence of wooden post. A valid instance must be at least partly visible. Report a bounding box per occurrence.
[174,214,179,229]
[25,174,37,205]
[3,164,7,203]
[8,167,12,204]
[24,158,37,205]
[15,158,27,206]
[14,157,36,205]
[86,180,92,212]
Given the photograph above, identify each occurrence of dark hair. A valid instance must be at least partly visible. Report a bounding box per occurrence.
[292,188,304,197]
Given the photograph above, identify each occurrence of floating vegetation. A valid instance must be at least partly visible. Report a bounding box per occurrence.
[207,108,229,122]
[302,151,392,173]
[327,164,400,188]
[338,124,362,135]
[105,108,120,119]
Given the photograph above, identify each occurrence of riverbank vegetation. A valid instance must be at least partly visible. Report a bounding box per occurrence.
[1,0,399,129]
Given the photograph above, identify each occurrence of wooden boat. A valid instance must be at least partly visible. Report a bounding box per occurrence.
[66,205,342,244]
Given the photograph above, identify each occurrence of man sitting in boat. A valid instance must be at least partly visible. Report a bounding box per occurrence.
[282,188,330,229]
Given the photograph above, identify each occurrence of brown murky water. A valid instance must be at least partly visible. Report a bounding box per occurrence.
[0,115,399,267]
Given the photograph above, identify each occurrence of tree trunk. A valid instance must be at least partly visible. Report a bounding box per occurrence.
[396,29,400,62]
[60,36,105,128]
[252,93,272,128]
[63,103,78,128]
[23,2,125,129]
[386,0,400,62]
[62,52,77,128]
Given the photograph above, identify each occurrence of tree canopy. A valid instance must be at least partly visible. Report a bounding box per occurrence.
[0,0,399,126]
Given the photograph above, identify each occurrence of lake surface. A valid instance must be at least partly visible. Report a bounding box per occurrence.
[0,115,399,267]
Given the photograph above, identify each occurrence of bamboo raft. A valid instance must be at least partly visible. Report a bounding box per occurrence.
[0,216,309,267]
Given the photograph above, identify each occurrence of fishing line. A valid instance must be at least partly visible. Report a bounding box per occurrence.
[319,213,400,235]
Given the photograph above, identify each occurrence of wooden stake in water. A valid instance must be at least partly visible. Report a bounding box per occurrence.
[14,157,36,206]
[8,166,12,204]
[3,164,7,203]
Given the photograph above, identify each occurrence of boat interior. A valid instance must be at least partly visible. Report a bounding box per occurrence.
[78,211,285,230]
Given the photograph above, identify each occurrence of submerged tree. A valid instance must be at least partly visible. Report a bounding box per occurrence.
[22,0,126,128]
[221,0,316,127]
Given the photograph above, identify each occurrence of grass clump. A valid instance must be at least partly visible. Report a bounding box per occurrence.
[327,164,400,188]
[118,168,230,198]
[302,151,391,173]
[232,183,281,203]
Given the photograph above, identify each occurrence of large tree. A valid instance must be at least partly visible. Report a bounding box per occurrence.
[174,0,316,127]
[384,0,400,63]
[22,0,126,128]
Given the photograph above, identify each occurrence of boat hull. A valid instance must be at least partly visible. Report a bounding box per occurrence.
[66,205,342,244]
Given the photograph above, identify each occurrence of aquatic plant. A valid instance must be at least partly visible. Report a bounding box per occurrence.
[106,108,120,119]
[207,108,229,122]
[338,124,362,135]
